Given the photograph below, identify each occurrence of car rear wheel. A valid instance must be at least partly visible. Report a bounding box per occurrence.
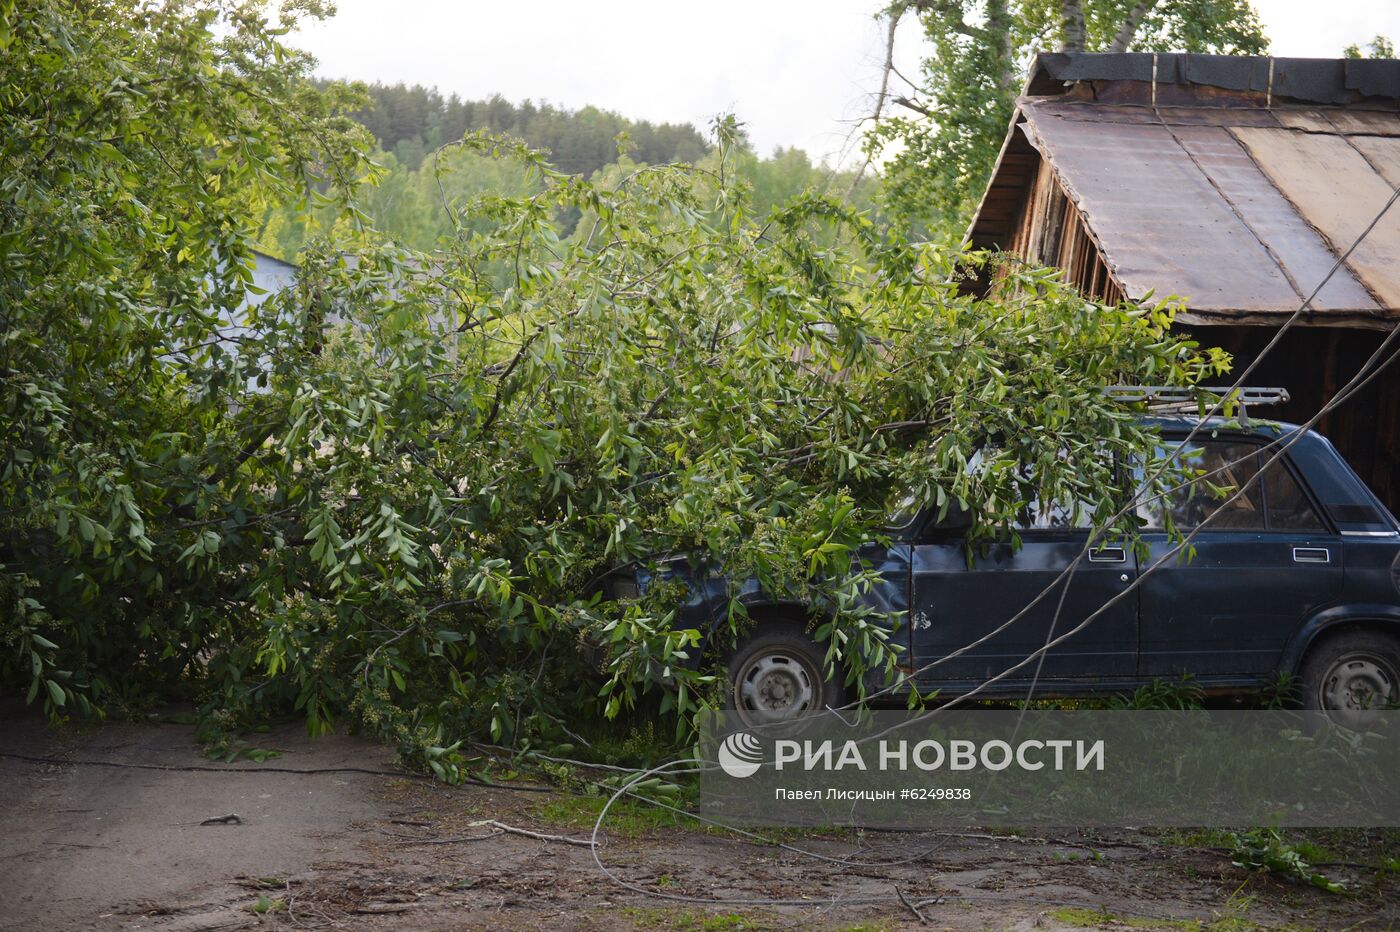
[725,623,844,726]
[1299,629,1400,728]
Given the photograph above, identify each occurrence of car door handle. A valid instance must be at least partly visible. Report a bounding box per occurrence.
[1088,546,1127,563]
[1292,547,1330,564]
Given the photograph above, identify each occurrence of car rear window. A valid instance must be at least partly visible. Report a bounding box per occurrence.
[1163,440,1266,530]
[1141,439,1327,533]
[1263,459,1327,531]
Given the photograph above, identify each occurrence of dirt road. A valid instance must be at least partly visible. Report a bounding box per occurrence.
[1,701,1394,930]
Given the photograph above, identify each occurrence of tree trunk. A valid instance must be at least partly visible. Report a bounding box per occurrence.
[985,0,1019,92]
[1060,0,1086,52]
[1109,0,1158,53]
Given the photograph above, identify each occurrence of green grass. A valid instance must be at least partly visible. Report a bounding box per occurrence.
[618,906,776,930]
[1155,828,1234,849]
[1049,884,1316,932]
[1046,906,1268,931]
[533,794,694,838]
[533,790,848,844]
[1049,907,1196,929]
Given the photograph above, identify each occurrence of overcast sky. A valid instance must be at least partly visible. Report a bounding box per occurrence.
[294,1,1400,167]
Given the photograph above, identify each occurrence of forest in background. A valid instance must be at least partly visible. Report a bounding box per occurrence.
[266,11,1393,259]
[260,82,880,257]
[348,84,711,174]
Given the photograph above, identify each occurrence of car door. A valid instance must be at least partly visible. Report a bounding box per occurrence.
[1136,436,1343,678]
[909,498,1141,687]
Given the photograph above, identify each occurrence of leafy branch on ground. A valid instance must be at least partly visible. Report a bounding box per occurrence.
[1227,828,1347,894]
[1,0,1224,772]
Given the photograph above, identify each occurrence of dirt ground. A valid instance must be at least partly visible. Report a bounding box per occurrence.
[1,701,1395,931]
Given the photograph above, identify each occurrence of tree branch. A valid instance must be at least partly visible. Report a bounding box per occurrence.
[893,96,935,118]
[870,11,901,129]
[909,0,988,42]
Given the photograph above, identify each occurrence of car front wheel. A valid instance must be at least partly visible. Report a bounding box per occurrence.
[1299,629,1400,727]
[725,623,844,726]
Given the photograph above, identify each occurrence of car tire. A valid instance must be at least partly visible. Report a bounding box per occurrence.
[724,622,846,726]
[1298,628,1400,728]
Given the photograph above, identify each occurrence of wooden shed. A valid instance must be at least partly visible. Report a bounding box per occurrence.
[967,52,1400,512]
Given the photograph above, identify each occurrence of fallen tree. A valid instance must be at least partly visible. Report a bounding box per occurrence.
[0,0,1225,775]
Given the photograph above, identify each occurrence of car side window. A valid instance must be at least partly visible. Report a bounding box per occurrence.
[1142,440,1330,533]
[1015,496,1093,530]
[1262,458,1327,531]
[1011,459,1097,531]
[1147,440,1266,531]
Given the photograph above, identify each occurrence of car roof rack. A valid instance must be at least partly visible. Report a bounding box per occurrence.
[1104,386,1290,427]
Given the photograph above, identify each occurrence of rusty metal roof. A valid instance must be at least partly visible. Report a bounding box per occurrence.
[968,54,1400,329]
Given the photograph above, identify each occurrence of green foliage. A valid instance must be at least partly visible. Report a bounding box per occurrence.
[0,0,372,720]
[1227,828,1346,894]
[2,3,1221,770]
[261,143,541,255]
[249,894,286,914]
[1344,35,1395,60]
[261,122,878,256]
[868,0,1269,238]
[1258,672,1298,710]
[1109,676,1205,710]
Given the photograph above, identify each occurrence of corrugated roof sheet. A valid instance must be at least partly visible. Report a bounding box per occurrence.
[979,97,1400,328]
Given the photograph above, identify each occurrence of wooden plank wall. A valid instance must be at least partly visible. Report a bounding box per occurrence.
[1184,325,1400,513]
[1006,161,1124,306]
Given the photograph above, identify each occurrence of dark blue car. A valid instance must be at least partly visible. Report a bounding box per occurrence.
[611,418,1400,726]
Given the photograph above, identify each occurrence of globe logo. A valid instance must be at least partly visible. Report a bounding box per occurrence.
[717,731,764,778]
